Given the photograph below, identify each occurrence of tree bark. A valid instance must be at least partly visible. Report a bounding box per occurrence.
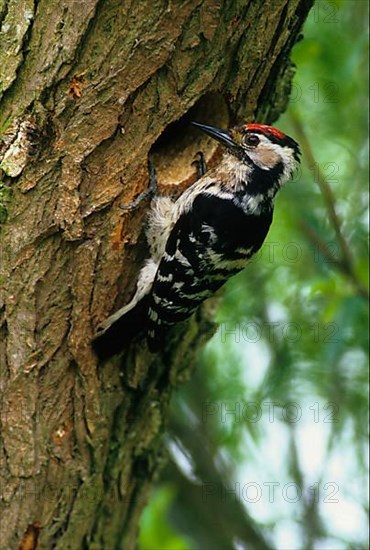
[0,1,313,547]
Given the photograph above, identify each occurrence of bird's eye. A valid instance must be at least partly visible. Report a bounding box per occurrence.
[245,134,260,146]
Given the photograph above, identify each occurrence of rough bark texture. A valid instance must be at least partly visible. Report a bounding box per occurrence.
[0,1,313,548]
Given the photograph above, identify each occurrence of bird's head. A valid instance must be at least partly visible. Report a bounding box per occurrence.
[192,121,301,181]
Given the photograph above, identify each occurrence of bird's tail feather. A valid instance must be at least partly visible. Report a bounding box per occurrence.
[92,296,150,360]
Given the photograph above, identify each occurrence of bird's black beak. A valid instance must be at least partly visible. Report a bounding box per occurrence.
[192,122,237,151]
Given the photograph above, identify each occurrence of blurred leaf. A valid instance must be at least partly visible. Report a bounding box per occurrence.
[138,486,191,550]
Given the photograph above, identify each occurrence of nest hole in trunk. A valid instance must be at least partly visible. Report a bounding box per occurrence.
[149,92,230,189]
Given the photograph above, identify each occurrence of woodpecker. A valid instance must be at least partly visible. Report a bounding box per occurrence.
[93,121,301,358]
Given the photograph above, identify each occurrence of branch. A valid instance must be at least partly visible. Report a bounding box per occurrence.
[290,111,368,300]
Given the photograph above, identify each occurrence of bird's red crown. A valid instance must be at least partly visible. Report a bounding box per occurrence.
[244,123,286,141]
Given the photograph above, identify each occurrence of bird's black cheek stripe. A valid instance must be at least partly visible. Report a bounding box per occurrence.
[247,162,284,195]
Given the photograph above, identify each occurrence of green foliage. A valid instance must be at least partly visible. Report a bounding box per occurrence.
[138,486,191,550]
[140,1,369,548]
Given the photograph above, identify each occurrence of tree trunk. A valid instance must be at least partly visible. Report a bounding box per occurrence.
[0,1,313,547]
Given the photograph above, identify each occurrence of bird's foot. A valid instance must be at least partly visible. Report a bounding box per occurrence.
[192,151,207,178]
[119,159,158,212]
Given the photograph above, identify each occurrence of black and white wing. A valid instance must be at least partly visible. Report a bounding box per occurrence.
[146,191,272,350]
